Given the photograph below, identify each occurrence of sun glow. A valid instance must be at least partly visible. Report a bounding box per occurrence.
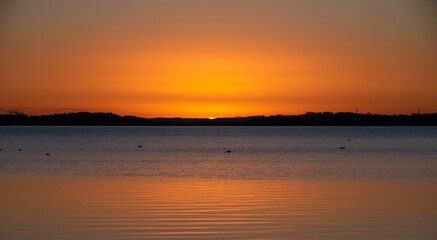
[115,49,295,117]
[1,1,436,117]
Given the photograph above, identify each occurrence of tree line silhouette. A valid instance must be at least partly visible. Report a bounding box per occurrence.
[0,111,436,126]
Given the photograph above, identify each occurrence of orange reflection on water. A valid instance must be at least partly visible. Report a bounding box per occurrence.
[0,174,436,239]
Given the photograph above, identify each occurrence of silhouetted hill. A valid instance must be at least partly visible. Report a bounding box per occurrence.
[0,112,150,126]
[0,112,436,126]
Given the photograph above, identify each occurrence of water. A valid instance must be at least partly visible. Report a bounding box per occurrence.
[0,127,436,239]
[1,126,436,179]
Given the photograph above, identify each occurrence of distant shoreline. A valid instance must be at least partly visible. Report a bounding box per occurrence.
[1,112,436,126]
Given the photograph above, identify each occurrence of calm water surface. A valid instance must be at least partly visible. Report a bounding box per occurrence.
[0,127,436,239]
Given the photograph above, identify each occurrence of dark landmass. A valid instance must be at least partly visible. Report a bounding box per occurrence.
[0,112,436,126]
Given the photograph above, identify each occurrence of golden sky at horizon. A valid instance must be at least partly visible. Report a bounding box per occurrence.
[1,0,436,117]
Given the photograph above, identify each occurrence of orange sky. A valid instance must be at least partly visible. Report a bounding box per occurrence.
[0,0,436,117]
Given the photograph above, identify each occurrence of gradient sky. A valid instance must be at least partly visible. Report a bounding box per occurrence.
[1,0,436,117]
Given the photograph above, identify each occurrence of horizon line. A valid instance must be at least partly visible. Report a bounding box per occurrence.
[2,110,435,119]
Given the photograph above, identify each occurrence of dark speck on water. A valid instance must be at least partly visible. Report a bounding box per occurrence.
[46,153,50,156]
[138,145,142,148]
[226,150,231,153]
[340,147,345,149]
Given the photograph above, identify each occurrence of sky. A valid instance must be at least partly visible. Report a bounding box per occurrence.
[0,0,436,117]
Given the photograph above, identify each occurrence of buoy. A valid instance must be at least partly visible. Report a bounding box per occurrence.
[340,147,345,150]
[226,150,231,153]
[19,148,22,151]
[138,145,142,148]
[46,153,50,156]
